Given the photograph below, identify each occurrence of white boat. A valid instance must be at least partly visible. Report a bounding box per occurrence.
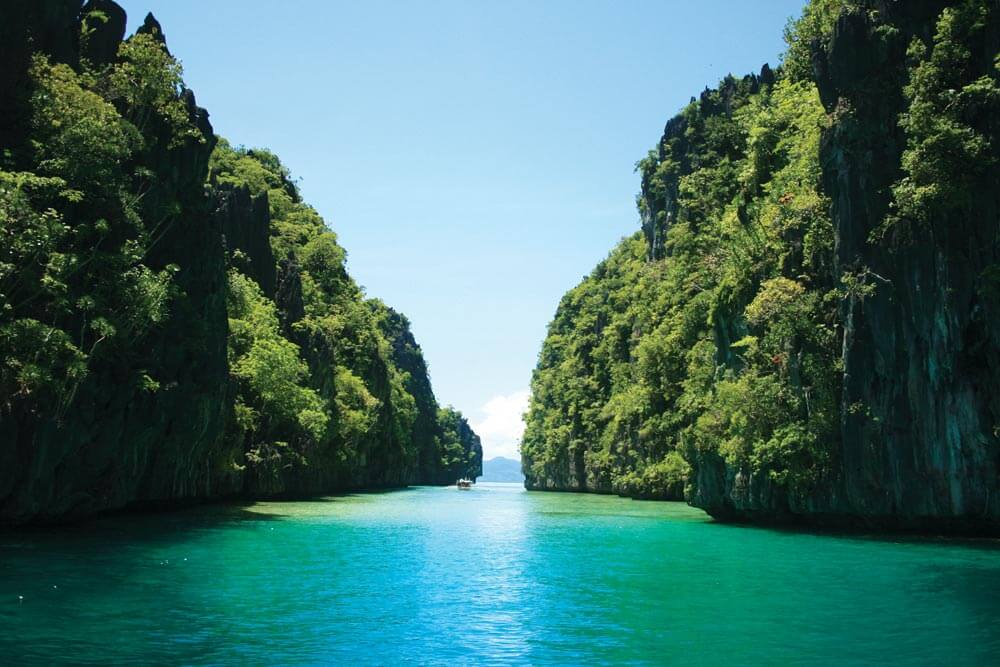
[457,479,473,489]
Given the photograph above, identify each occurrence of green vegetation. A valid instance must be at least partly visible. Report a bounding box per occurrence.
[2,37,196,419]
[1,4,479,522]
[523,69,837,498]
[226,268,326,472]
[209,140,481,490]
[524,0,1000,519]
[887,1,1000,233]
[781,0,857,82]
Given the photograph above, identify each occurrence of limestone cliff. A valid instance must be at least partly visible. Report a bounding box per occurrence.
[0,0,235,523]
[0,0,480,524]
[690,1,1000,532]
[524,0,1000,533]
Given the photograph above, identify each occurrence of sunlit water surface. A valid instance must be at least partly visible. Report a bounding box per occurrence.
[3,484,1000,665]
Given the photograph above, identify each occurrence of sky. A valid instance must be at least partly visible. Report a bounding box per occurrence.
[119,0,806,460]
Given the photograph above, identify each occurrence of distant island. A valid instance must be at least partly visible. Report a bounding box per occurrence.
[479,457,525,483]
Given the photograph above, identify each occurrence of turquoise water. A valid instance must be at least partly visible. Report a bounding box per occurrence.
[2,484,1000,665]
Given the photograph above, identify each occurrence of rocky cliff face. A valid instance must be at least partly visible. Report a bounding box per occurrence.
[524,0,1000,533]
[0,0,480,524]
[690,1,1000,532]
[439,408,484,483]
[0,0,236,523]
[827,1,1000,527]
[214,184,277,298]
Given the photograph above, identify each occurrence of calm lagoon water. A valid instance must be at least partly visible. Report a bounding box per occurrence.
[2,483,1000,665]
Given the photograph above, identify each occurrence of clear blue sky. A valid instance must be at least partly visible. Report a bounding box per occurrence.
[120,0,807,459]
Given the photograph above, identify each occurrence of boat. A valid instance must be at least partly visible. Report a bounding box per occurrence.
[457,479,473,489]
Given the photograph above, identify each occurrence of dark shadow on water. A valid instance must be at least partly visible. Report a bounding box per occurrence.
[926,560,1000,609]
[0,495,365,555]
[703,514,1000,552]
[0,484,426,539]
[523,489,1000,549]
[0,504,287,557]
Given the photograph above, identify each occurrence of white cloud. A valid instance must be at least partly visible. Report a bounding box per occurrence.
[471,389,530,461]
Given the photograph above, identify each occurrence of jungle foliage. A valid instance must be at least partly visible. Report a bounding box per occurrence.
[523,0,1000,506]
[0,9,480,505]
[522,9,844,499]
